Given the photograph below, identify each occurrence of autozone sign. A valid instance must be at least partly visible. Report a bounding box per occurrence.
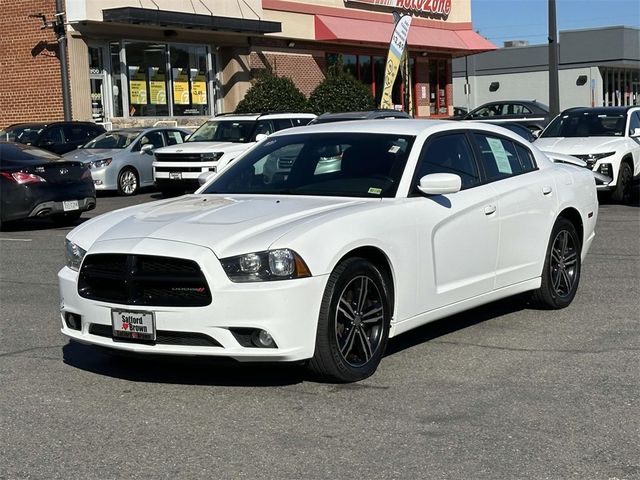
[345,0,452,17]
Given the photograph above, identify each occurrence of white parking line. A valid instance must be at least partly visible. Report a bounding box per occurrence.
[0,238,33,242]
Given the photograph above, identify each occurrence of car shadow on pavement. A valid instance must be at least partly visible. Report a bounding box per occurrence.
[62,341,306,387]
[0,216,90,232]
[385,295,528,357]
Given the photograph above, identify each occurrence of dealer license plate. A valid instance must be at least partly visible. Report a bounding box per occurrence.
[111,309,156,341]
[63,200,79,211]
[169,172,182,180]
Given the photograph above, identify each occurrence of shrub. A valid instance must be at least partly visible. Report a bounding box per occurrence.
[307,64,375,115]
[235,71,308,113]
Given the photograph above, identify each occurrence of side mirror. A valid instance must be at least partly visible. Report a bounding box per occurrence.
[198,171,216,186]
[631,127,640,138]
[417,173,462,195]
[255,133,268,142]
[140,144,154,155]
[532,129,541,138]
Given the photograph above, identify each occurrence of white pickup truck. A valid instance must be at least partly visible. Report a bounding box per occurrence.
[152,113,316,196]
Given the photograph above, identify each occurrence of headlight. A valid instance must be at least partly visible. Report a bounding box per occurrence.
[587,152,615,161]
[65,239,86,271]
[220,249,311,282]
[89,158,112,169]
[201,152,223,161]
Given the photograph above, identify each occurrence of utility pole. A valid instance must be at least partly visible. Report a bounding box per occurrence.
[55,0,72,121]
[548,0,560,117]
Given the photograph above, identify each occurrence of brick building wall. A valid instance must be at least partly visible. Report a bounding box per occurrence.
[0,0,63,129]
[250,50,327,97]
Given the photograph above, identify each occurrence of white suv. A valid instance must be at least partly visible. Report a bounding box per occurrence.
[153,113,316,195]
[535,106,640,203]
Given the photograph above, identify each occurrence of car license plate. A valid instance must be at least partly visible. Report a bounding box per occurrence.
[111,309,156,341]
[169,172,182,180]
[63,200,79,211]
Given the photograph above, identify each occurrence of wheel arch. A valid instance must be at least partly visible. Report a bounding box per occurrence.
[334,246,396,318]
[557,207,584,247]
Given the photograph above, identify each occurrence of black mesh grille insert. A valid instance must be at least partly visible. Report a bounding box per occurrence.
[88,323,222,347]
[155,153,204,162]
[79,254,211,307]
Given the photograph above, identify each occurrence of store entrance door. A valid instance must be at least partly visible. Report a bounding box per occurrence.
[88,46,109,123]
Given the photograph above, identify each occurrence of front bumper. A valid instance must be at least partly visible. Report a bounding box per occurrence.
[58,240,327,362]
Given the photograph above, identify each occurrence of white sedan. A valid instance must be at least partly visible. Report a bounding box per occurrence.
[59,120,598,382]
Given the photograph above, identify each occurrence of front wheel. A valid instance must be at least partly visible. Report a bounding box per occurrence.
[117,167,139,196]
[308,257,391,382]
[610,162,633,204]
[530,217,581,309]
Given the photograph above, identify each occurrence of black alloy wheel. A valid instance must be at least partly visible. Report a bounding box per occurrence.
[610,162,633,204]
[309,257,391,382]
[530,216,581,309]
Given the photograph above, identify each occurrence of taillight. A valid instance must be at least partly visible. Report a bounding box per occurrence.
[0,171,47,184]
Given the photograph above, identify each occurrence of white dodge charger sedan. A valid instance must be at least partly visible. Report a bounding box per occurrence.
[59,120,598,382]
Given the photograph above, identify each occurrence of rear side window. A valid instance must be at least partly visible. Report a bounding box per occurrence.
[514,143,537,171]
[274,119,293,131]
[473,134,534,180]
[292,118,313,126]
[65,125,92,142]
[416,133,480,189]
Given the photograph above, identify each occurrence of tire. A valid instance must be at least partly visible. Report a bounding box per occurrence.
[308,257,392,382]
[610,161,633,204]
[51,211,82,227]
[117,167,139,196]
[530,217,581,309]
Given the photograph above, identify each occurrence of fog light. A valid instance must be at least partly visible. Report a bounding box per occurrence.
[598,163,612,176]
[65,312,82,331]
[252,329,276,348]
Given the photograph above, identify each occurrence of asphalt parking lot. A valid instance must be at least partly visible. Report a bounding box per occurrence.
[1,190,639,480]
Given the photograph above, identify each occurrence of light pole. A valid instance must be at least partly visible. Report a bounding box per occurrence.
[55,0,72,121]
[548,0,560,117]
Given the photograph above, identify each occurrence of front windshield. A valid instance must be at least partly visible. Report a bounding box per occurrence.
[188,120,256,143]
[0,126,44,144]
[201,132,415,198]
[83,131,140,149]
[541,112,626,138]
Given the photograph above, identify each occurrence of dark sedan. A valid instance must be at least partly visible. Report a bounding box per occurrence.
[0,142,96,229]
[461,100,551,133]
[0,121,105,155]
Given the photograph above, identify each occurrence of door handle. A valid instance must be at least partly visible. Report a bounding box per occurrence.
[484,204,497,215]
[542,186,553,195]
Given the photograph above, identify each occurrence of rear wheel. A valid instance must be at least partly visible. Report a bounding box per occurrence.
[610,161,633,204]
[117,167,139,196]
[51,211,82,227]
[530,217,581,309]
[308,257,391,382]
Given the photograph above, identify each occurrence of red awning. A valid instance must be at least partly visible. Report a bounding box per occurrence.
[314,15,495,53]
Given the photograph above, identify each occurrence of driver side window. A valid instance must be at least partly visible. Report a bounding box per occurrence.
[416,133,480,190]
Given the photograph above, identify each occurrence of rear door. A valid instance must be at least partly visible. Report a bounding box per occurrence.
[470,131,557,288]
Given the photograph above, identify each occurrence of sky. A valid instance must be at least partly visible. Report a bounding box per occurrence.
[471,0,640,46]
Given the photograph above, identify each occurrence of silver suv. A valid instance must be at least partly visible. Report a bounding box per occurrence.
[153,112,316,196]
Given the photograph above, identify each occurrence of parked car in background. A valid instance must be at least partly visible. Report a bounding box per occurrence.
[0,142,95,229]
[461,100,551,133]
[452,106,468,119]
[0,122,106,155]
[60,120,597,382]
[309,109,411,124]
[153,113,316,196]
[485,121,537,142]
[64,127,190,196]
[535,106,640,203]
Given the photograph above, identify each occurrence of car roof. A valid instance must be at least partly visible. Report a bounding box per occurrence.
[210,113,316,121]
[560,106,632,115]
[312,110,411,123]
[472,100,549,110]
[5,121,102,129]
[271,119,452,136]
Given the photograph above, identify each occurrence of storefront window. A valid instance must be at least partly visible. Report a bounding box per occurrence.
[125,42,169,117]
[110,42,123,117]
[88,46,105,122]
[170,45,210,116]
[429,59,449,116]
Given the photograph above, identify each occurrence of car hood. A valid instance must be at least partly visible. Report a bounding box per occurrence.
[155,142,253,155]
[535,137,625,154]
[69,194,369,258]
[63,148,121,162]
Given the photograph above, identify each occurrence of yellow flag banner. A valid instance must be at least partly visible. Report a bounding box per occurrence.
[380,14,412,109]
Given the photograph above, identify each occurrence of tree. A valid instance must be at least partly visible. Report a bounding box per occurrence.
[307,63,375,115]
[235,71,307,113]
